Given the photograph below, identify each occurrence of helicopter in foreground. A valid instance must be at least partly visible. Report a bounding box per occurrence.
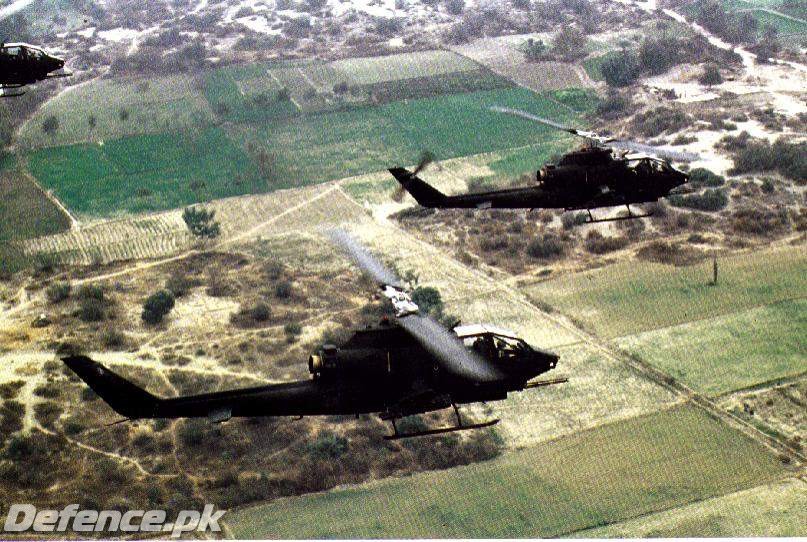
[390,107,697,224]
[64,229,562,440]
[0,42,71,97]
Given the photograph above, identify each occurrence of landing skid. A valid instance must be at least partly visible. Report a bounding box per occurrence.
[581,205,652,224]
[384,403,499,441]
[0,86,25,98]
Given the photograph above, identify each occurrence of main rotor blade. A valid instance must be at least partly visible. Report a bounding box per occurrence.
[611,140,700,162]
[489,106,582,136]
[326,228,403,288]
[398,313,505,383]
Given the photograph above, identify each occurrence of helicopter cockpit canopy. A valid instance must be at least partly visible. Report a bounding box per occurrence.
[627,156,674,174]
[454,324,535,363]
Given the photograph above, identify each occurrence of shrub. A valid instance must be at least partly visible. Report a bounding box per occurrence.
[46,282,71,304]
[274,280,293,299]
[142,289,175,325]
[78,298,105,322]
[306,431,348,459]
[230,302,272,328]
[479,235,509,252]
[526,234,564,259]
[595,91,631,119]
[601,49,641,87]
[411,286,444,316]
[561,212,588,229]
[182,206,220,239]
[100,326,127,349]
[730,207,790,236]
[284,322,303,336]
[668,188,728,212]
[632,107,690,138]
[584,231,629,254]
[76,284,105,302]
[730,138,806,182]
[698,64,723,86]
[760,178,775,193]
[688,168,724,187]
[165,273,195,297]
[41,115,59,134]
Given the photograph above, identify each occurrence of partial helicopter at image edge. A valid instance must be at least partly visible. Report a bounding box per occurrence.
[0,42,72,97]
[63,229,565,441]
[391,106,699,224]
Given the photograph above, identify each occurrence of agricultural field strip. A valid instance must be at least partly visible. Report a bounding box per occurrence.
[570,476,807,537]
[338,199,805,462]
[224,404,790,538]
[607,294,807,341]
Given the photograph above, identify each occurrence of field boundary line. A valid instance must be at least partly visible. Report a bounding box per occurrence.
[714,370,807,399]
[18,162,79,228]
[268,68,302,110]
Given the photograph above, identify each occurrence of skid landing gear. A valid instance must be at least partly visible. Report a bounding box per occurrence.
[384,404,499,441]
[583,204,653,224]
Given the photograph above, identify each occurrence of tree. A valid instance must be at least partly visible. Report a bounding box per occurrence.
[524,38,547,62]
[552,26,587,61]
[118,108,130,121]
[42,116,59,135]
[88,115,97,129]
[601,49,640,87]
[142,290,175,325]
[182,206,221,239]
[411,286,444,316]
[698,64,723,87]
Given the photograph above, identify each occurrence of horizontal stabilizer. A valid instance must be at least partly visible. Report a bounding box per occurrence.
[62,356,160,419]
[389,167,447,207]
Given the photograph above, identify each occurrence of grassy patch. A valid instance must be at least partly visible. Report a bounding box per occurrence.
[18,74,215,149]
[29,127,262,216]
[617,300,807,396]
[225,405,785,539]
[575,478,807,537]
[523,245,806,338]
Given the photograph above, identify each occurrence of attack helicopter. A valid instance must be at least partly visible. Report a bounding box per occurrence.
[0,42,71,97]
[63,229,562,440]
[390,106,698,223]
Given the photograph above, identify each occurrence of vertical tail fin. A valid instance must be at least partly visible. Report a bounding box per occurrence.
[62,356,161,419]
[388,168,447,207]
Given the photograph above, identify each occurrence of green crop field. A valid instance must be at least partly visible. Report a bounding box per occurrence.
[577,478,807,537]
[232,87,597,190]
[225,406,785,539]
[18,74,215,149]
[328,50,479,86]
[28,127,262,216]
[0,169,70,241]
[204,62,301,123]
[617,299,807,396]
[523,245,807,339]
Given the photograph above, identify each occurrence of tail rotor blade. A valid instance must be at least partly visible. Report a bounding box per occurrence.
[412,150,435,176]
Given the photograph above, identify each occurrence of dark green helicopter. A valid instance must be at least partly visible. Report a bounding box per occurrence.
[64,229,562,440]
[390,107,698,223]
[0,42,71,97]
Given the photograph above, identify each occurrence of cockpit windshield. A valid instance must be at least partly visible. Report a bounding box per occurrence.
[629,157,672,174]
[462,333,531,362]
